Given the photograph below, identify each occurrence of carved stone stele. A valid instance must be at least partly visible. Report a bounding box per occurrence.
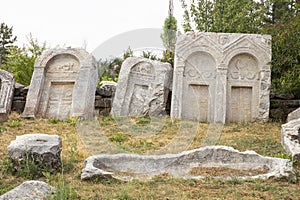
[0,69,15,122]
[111,57,172,117]
[171,32,271,123]
[22,48,98,120]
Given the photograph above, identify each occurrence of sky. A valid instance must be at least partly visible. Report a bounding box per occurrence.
[0,0,184,56]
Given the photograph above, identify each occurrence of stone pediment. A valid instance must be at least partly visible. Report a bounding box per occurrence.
[223,35,271,56]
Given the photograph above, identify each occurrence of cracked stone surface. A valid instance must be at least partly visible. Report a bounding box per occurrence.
[81,146,296,181]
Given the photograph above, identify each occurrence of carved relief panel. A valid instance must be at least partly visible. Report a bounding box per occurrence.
[23,48,98,119]
[111,57,172,117]
[182,52,216,122]
[37,54,80,119]
[172,32,271,123]
[0,69,15,122]
[226,53,259,122]
[46,82,74,119]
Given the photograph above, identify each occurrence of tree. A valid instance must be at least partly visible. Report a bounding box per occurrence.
[160,16,177,53]
[0,22,17,66]
[180,0,267,33]
[2,35,46,85]
[264,0,299,24]
[160,0,178,66]
[98,47,133,83]
[263,14,300,97]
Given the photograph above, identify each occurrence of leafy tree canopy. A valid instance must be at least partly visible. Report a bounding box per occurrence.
[1,34,46,86]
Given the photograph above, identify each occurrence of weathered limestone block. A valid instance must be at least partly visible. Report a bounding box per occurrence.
[171,32,271,123]
[81,146,296,181]
[7,134,62,173]
[287,107,300,122]
[111,57,172,117]
[22,48,98,120]
[0,180,55,200]
[0,69,15,122]
[96,81,116,97]
[282,118,300,162]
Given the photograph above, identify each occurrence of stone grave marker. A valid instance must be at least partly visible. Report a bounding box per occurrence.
[171,32,271,123]
[0,69,15,122]
[111,57,172,117]
[22,48,98,120]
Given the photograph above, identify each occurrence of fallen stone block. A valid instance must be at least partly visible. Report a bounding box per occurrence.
[0,180,55,200]
[7,134,62,173]
[96,81,116,97]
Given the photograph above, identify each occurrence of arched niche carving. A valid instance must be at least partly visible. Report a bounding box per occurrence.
[182,51,216,122]
[226,53,260,122]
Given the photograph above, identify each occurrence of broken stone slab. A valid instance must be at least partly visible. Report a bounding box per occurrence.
[111,57,172,117]
[282,118,300,162]
[0,180,55,200]
[7,134,62,173]
[287,107,300,122]
[81,146,296,181]
[0,69,15,123]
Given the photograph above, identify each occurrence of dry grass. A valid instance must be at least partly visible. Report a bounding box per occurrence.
[189,166,269,177]
[0,113,299,199]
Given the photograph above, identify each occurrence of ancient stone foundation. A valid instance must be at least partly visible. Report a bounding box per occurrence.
[171,32,272,123]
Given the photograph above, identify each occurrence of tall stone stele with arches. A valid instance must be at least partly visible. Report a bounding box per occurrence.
[22,48,98,120]
[0,69,15,122]
[171,32,271,123]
